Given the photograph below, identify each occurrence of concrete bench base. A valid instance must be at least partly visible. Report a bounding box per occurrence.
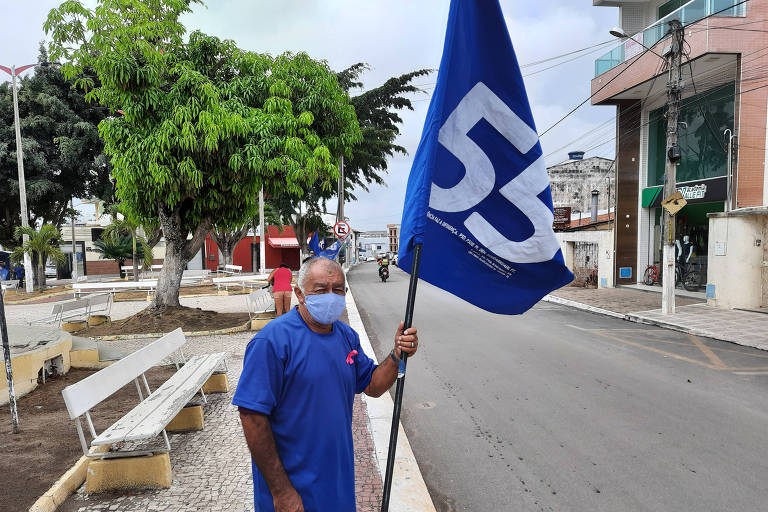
[217,290,230,296]
[165,405,204,433]
[85,452,171,493]
[202,373,229,393]
[62,321,87,333]
[87,315,110,327]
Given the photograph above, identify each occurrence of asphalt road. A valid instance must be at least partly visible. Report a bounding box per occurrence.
[348,262,768,512]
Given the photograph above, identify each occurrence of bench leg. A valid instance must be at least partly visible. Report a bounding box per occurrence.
[85,453,172,493]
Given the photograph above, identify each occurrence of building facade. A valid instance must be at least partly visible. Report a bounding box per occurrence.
[357,231,389,259]
[387,224,400,254]
[591,0,764,287]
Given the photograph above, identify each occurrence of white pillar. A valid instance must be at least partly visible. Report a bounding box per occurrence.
[259,187,266,274]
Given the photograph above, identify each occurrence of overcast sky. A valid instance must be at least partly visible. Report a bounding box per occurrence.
[1,0,619,231]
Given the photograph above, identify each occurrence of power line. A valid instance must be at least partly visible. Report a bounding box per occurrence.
[538,0,752,138]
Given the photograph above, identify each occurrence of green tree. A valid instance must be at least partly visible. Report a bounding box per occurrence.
[92,236,148,278]
[11,224,66,291]
[46,0,360,309]
[0,46,112,247]
[104,204,154,281]
[273,65,431,255]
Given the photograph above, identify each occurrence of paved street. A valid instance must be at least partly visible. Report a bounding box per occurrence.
[349,262,768,512]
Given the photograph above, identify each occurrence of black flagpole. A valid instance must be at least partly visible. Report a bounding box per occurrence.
[380,243,422,512]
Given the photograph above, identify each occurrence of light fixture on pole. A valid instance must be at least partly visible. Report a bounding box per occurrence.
[0,64,37,294]
[609,26,666,60]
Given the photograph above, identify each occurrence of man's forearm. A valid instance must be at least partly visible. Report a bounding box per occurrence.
[365,356,398,397]
[239,411,294,496]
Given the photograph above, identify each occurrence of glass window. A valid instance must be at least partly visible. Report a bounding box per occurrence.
[658,0,687,19]
[711,0,746,17]
[647,82,734,186]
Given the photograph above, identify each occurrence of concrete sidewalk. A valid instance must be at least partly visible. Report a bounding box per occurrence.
[546,286,768,351]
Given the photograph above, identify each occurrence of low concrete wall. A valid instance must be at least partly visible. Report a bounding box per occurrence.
[0,335,72,405]
[555,229,615,288]
[707,208,768,309]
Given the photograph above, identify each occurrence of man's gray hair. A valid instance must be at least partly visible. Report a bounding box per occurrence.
[297,257,345,292]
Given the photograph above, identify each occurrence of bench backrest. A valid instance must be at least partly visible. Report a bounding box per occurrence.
[151,264,163,270]
[61,328,186,419]
[247,289,273,313]
[225,264,242,272]
[87,293,112,312]
[60,299,89,314]
[121,265,135,271]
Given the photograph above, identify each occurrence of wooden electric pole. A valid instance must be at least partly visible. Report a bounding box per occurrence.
[661,19,684,315]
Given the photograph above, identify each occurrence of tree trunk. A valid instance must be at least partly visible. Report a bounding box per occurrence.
[221,246,233,266]
[292,216,311,260]
[132,234,139,282]
[153,205,210,310]
[36,263,45,293]
[210,225,250,270]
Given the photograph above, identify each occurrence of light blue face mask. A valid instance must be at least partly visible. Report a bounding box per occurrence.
[304,293,346,325]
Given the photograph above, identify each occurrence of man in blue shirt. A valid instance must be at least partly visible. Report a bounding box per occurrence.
[233,257,419,511]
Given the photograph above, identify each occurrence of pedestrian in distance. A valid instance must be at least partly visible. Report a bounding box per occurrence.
[0,261,8,281]
[267,263,293,316]
[234,257,419,512]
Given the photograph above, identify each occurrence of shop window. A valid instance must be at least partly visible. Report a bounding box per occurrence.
[647,82,734,187]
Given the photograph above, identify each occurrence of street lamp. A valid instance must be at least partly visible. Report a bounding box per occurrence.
[609,26,666,60]
[0,64,37,294]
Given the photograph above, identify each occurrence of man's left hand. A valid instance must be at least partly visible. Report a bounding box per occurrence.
[394,321,418,359]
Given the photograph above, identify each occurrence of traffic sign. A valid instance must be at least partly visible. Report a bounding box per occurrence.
[333,221,351,239]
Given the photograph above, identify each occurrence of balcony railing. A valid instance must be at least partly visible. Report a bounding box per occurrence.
[594,0,745,77]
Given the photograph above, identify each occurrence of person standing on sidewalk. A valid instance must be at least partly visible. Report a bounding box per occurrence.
[233,257,419,512]
[267,264,293,316]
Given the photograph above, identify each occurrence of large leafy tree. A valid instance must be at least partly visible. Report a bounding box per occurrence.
[273,65,431,254]
[0,47,112,247]
[46,0,360,309]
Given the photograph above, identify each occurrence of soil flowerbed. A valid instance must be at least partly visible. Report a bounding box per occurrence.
[76,306,251,336]
[0,366,177,512]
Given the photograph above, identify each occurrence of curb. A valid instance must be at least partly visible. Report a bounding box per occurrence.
[543,294,629,320]
[543,294,768,351]
[28,445,110,512]
[85,320,252,341]
[344,277,437,512]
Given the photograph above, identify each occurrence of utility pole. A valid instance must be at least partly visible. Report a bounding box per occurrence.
[661,19,684,315]
[337,155,345,223]
[258,187,266,274]
[70,198,78,282]
[7,65,36,294]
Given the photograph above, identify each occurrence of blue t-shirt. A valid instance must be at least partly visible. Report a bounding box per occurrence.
[232,307,377,511]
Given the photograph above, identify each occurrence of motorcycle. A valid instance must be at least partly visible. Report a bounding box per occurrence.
[378,264,389,283]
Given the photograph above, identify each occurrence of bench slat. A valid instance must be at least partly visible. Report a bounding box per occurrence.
[92,353,225,445]
[61,329,186,419]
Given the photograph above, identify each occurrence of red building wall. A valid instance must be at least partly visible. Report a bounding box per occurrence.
[205,226,301,272]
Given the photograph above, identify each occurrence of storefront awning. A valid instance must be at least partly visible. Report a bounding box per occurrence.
[268,237,299,248]
[642,186,663,208]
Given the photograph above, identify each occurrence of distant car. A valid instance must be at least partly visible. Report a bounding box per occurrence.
[45,265,57,278]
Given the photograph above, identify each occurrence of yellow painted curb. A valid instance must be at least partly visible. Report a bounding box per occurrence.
[89,320,251,341]
[29,445,111,512]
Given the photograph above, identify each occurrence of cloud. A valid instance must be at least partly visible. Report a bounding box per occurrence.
[2,0,620,231]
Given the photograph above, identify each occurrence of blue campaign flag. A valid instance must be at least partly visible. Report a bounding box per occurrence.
[309,231,343,260]
[398,0,573,315]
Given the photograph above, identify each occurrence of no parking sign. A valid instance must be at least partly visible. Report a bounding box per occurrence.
[333,221,350,239]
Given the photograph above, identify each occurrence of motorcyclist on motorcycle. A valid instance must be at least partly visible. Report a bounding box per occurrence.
[378,254,390,282]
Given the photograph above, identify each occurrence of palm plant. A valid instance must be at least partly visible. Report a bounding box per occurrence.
[92,236,142,277]
[12,224,66,292]
[103,205,154,281]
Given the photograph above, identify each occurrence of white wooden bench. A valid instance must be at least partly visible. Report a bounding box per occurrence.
[29,293,113,326]
[213,273,270,291]
[218,264,242,275]
[246,289,276,319]
[61,328,227,459]
[1,279,19,294]
[73,280,157,297]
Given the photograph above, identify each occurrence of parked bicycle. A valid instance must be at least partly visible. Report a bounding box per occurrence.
[643,262,701,292]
